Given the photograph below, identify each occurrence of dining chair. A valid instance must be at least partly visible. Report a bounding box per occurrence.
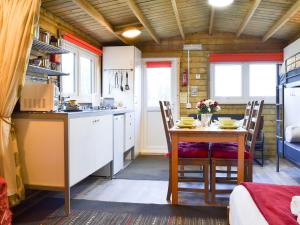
[210,101,254,178]
[210,100,264,202]
[159,101,210,202]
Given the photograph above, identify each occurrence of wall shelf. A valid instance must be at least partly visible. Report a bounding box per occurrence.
[32,39,69,54]
[27,65,69,76]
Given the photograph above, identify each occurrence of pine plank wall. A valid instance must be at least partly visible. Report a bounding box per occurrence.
[138,33,287,157]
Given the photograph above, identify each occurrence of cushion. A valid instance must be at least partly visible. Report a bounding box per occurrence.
[211,148,251,159]
[210,142,237,148]
[286,126,300,143]
[179,142,209,148]
[167,144,209,158]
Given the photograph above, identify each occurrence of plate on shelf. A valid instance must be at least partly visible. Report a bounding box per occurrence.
[176,122,196,128]
[219,124,240,129]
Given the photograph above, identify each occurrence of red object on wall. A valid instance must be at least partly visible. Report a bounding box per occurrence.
[63,33,103,55]
[0,177,12,225]
[209,53,283,62]
[146,61,172,68]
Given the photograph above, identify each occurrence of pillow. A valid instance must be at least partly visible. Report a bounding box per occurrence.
[286,126,300,143]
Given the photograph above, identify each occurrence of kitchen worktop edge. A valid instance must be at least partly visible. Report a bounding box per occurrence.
[12,109,134,120]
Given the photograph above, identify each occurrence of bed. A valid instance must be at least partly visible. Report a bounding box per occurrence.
[229,182,300,225]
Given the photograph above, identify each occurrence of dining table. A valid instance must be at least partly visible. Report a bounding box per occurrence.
[169,124,248,204]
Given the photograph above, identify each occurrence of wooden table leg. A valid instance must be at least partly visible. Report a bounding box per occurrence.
[64,187,70,216]
[237,134,245,184]
[171,133,178,204]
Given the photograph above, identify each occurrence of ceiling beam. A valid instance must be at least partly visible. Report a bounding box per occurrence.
[39,8,101,47]
[236,0,262,38]
[209,8,215,35]
[127,0,160,44]
[262,0,300,42]
[71,0,128,44]
[171,0,185,39]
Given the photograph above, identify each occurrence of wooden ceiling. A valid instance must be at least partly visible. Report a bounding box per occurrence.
[42,0,300,45]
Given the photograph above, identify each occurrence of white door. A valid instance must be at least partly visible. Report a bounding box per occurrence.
[142,58,179,154]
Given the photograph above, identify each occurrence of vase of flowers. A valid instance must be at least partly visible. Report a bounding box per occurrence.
[196,99,221,127]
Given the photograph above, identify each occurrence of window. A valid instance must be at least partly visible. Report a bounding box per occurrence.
[249,64,276,97]
[214,64,242,97]
[210,62,277,103]
[61,52,76,94]
[146,67,171,107]
[61,41,98,102]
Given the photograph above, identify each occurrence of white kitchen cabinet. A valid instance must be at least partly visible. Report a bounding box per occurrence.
[69,114,113,186]
[113,115,125,175]
[103,46,135,70]
[125,112,135,151]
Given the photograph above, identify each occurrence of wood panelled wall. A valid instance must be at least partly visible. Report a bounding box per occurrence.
[138,33,287,157]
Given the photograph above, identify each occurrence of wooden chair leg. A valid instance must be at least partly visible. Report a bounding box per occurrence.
[167,158,172,201]
[226,166,231,179]
[211,160,216,203]
[204,163,209,204]
[262,150,264,167]
[248,160,253,182]
[179,165,184,177]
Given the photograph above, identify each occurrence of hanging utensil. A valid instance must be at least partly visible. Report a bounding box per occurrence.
[114,72,118,88]
[120,72,124,92]
[125,71,130,90]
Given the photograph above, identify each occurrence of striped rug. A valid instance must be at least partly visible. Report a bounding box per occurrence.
[43,210,227,225]
[14,197,227,225]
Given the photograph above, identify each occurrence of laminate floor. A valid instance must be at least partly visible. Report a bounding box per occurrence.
[67,157,300,206]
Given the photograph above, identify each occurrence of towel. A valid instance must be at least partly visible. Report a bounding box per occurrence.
[286,126,300,143]
[291,196,300,224]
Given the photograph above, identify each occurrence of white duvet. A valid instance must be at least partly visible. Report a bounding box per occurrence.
[229,185,268,225]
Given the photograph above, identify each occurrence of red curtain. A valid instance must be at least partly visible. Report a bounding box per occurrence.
[146,61,172,68]
[209,53,283,62]
[63,33,103,55]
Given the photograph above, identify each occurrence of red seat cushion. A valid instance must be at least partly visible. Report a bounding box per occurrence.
[179,142,209,148]
[211,142,238,148]
[211,147,251,159]
[166,143,209,158]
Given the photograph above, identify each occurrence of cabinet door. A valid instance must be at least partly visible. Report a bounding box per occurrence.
[69,115,113,186]
[125,112,135,151]
[69,116,95,186]
[93,115,113,169]
[103,46,135,69]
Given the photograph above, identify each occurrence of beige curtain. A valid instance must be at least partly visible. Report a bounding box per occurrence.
[0,0,41,206]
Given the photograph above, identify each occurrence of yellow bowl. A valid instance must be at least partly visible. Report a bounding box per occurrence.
[181,117,194,121]
[181,117,195,125]
[221,119,235,126]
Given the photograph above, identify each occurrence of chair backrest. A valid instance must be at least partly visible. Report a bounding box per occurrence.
[159,101,174,153]
[242,101,254,130]
[246,100,264,153]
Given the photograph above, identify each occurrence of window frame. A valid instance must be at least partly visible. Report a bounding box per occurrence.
[61,41,100,103]
[210,62,277,104]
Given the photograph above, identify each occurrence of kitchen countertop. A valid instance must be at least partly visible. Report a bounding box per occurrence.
[13,108,134,120]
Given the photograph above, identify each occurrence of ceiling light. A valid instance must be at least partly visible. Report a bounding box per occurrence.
[122,29,141,38]
[208,0,234,7]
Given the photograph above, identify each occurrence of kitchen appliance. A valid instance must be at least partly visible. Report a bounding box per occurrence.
[20,83,59,111]
[113,114,125,175]
[103,97,115,108]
